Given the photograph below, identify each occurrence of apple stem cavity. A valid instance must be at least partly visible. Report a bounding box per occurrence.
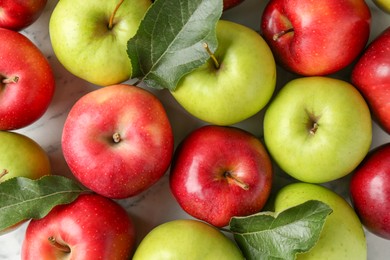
[2,76,19,84]
[224,171,249,190]
[273,28,294,41]
[108,0,124,30]
[48,236,71,253]
[112,132,121,143]
[203,43,220,69]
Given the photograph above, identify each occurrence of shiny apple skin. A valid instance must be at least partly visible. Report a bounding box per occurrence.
[21,194,136,260]
[170,125,273,227]
[261,0,371,76]
[351,26,390,134]
[350,143,390,239]
[62,84,174,199]
[0,0,47,31]
[0,28,55,130]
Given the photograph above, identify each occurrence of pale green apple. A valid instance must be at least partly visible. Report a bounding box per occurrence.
[274,182,367,260]
[373,0,390,13]
[0,131,51,234]
[132,219,244,260]
[49,0,151,86]
[171,19,276,126]
[263,77,372,183]
[0,131,51,183]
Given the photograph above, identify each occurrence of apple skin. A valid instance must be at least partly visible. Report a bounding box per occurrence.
[223,0,245,11]
[350,143,390,240]
[170,125,273,227]
[261,0,371,76]
[351,26,390,134]
[0,130,51,234]
[62,84,174,199]
[0,131,51,183]
[133,219,244,260]
[171,20,276,126]
[274,182,367,260]
[0,28,55,130]
[263,77,372,183]
[49,0,151,86]
[0,0,47,31]
[21,194,136,260]
[373,0,390,13]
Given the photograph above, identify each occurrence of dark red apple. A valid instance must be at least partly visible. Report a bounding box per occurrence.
[350,143,390,240]
[0,28,55,130]
[223,0,245,11]
[0,0,47,31]
[261,0,371,76]
[170,125,273,227]
[351,26,390,134]
[62,84,174,199]
[21,193,136,259]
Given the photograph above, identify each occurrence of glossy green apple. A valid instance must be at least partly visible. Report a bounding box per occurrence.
[132,219,244,260]
[171,19,276,126]
[0,131,51,183]
[274,182,366,260]
[0,130,51,234]
[373,0,390,13]
[49,0,151,86]
[263,77,372,183]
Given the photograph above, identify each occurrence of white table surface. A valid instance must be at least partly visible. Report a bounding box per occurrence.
[1,0,390,259]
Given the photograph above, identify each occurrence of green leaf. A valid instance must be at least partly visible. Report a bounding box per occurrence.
[127,0,223,90]
[229,200,333,260]
[0,175,87,232]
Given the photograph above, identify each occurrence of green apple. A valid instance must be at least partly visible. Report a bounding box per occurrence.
[0,131,51,234]
[274,182,366,260]
[49,0,151,86]
[263,76,372,183]
[171,19,276,126]
[0,131,51,183]
[373,0,390,13]
[132,219,244,260]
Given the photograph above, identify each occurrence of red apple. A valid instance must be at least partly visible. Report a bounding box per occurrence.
[351,26,390,134]
[62,84,174,199]
[350,143,390,239]
[0,28,55,130]
[21,193,136,259]
[223,0,245,11]
[0,0,47,31]
[170,125,273,227]
[261,0,371,76]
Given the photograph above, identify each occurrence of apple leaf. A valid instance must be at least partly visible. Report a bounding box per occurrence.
[127,0,222,91]
[0,175,88,232]
[229,200,333,260]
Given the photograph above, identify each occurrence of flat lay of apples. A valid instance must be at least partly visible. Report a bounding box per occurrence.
[0,0,390,259]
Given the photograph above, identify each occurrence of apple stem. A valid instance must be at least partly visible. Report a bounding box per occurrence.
[108,0,124,30]
[273,28,294,41]
[0,169,8,180]
[48,236,71,253]
[2,76,19,84]
[224,171,249,190]
[309,122,319,135]
[203,43,220,69]
[113,132,121,143]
